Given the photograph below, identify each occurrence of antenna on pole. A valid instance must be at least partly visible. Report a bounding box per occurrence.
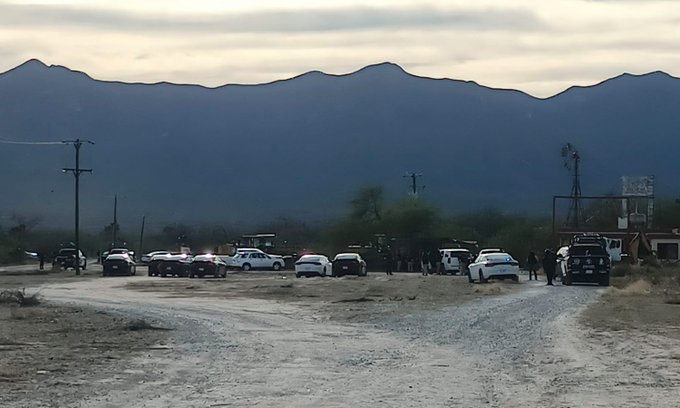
[561,143,582,229]
[403,172,424,198]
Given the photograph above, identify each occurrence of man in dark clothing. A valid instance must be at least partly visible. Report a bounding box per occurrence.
[526,251,539,281]
[38,252,45,270]
[421,250,429,276]
[430,249,442,275]
[385,251,394,275]
[542,249,557,286]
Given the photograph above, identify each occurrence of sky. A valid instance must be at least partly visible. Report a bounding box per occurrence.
[0,0,679,97]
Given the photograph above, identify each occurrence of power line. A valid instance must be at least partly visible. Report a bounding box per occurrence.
[0,137,65,145]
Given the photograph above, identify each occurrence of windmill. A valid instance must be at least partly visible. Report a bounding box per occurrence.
[561,143,582,228]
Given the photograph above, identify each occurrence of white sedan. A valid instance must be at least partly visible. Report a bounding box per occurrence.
[295,255,333,278]
[467,252,519,283]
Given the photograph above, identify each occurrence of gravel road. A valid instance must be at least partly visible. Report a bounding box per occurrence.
[36,277,679,407]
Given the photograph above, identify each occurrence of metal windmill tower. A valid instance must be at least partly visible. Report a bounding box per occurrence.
[561,143,582,228]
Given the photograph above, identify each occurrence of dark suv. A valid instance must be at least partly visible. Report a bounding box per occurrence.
[52,248,87,270]
[562,243,610,286]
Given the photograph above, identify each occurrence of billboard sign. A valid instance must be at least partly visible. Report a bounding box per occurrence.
[622,176,655,197]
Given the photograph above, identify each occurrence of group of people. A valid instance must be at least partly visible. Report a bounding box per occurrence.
[526,249,559,286]
[384,249,453,276]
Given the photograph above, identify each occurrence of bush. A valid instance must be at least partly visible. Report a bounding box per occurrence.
[0,289,41,307]
[611,263,633,277]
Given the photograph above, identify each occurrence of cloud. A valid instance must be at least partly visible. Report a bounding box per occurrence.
[0,2,546,33]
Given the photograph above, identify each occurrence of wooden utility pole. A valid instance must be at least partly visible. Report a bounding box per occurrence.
[62,139,94,276]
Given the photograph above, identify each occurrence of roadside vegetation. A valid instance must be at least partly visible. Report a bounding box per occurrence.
[583,264,680,339]
[3,191,680,267]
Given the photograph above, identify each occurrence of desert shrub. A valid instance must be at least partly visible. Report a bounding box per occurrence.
[0,289,41,307]
[611,263,632,277]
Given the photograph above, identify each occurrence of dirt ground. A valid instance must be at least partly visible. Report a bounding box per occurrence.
[126,271,520,322]
[582,266,680,339]
[1,266,679,407]
[0,297,170,407]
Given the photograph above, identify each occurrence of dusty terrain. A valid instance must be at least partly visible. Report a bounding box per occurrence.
[1,265,679,407]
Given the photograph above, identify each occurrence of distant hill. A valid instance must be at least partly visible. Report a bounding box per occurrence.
[1,60,679,230]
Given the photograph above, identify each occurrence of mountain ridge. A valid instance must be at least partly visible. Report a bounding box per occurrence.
[3,59,678,100]
[1,59,679,230]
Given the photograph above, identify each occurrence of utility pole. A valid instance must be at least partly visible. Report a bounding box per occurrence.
[112,194,118,247]
[138,215,146,257]
[62,139,94,276]
[561,143,582,229]
[403,172,424,198]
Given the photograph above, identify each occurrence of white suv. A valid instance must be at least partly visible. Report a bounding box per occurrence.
[231,250,285,271]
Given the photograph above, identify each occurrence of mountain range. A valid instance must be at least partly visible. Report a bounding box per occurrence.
[1,60,679,231]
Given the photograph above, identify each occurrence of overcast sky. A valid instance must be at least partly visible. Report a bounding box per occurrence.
[1,0,679,97]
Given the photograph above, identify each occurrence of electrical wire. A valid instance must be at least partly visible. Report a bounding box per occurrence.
[0,137,64,145]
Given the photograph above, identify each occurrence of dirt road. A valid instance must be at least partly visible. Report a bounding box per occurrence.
[10,275,680,407]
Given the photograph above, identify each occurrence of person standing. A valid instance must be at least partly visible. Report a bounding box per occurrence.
[421,250,429,276]
[430,249,442,275]
[407,254,414,272]
[385,250,394,275]
[542,249,557,286]
[396,252,403,273]
[526,251,539,281]
[38,252,45,270]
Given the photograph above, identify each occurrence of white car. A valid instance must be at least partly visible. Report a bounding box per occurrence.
[231,251,285,271]
[468,252,519,283]
[141,250,171,264]
[295,255,333,278]
[475,248,505,261]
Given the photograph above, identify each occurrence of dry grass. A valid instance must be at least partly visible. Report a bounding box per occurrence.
[0,289,41,307]
[583,264,680,338]
[608,279,653,296]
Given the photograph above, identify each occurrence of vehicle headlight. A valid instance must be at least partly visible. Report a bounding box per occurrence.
[573,259,581,265]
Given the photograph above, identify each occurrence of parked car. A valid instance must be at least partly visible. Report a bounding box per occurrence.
[439,248,472,275]
[189,254,227,278]
[158,253,192,277]
[147,253,172,276]
[331,253,367,277]
[467,252,519,283]
[52,248,86,270]
[102,253,136,276]
[106,248,135,261]
[561,244,610,286]
[231,251,285,271]
[140,250,170,264]
[295,254,332,278]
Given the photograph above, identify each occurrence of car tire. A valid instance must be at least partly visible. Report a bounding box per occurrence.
[599,276,610,287]
[478,270,487,283]
[512,275,519,282]
[273,262,281,271]
[242,263,251,271]
[189,273,195,279]
[467,271,474,283]
[564,273,572,286]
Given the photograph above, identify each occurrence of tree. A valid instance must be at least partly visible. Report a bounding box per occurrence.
[350,186,384,221]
